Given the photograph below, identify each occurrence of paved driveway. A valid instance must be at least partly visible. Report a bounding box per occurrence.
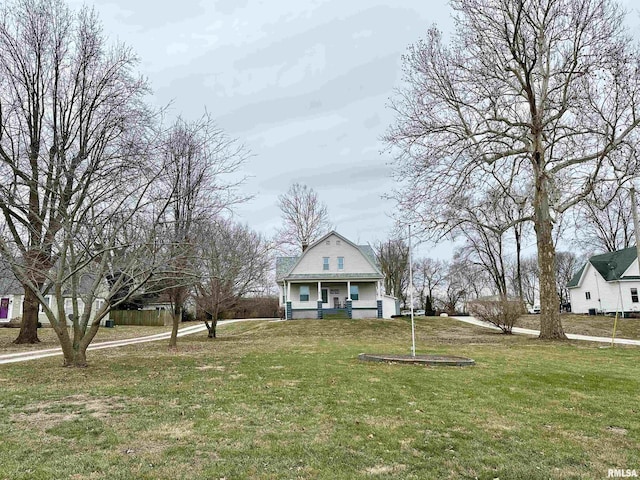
[0,318,271,365]
[451,316,640,346]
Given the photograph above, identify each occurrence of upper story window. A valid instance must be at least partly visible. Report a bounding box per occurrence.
[338,257,344,270]
[299,285,310,302]
[585,291,591,300]
[350,285,359,301]
[632,288,639,303]
[323,257,329,270]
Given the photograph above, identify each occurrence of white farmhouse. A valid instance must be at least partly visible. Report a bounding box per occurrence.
[567,246,640,315]
[276,231,399,319]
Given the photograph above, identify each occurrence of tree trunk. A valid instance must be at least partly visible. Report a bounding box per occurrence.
[514,225,523,300]
[13,286,40,344]
[169,305,181,348]
[534,171,567,340]
[62,347,88,367]
[55,330,89,367]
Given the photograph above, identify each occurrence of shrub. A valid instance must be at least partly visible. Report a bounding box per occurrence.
[467,297,525,334]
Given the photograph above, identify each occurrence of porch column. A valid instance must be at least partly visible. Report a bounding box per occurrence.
[287,281,291,302]
[317,281,323,319]
[347,280,351,300]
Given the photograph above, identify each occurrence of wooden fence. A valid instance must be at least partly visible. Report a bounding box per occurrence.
[110,309,173,327]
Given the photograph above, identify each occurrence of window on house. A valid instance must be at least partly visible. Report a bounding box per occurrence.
[338,257,344,270]
[350,285,359,301]
[585,291,591,300]
[321,289,328,304]
[326,240,330,245]
[336,240,341,245]
[323,257,329,270]
[299,286,310,302]
[632,288,639,303]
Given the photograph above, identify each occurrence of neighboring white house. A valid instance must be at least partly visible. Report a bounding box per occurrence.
[276,231,398,320]
[0,272,110,326]
[568,246,640,315]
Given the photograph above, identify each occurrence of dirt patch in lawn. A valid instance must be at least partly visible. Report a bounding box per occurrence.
[10,394,125,430]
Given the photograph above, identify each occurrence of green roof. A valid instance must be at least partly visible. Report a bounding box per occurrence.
[276,257,298,281]
[567,263,586,288]
[568,246,638,288]
[589,246,637,281]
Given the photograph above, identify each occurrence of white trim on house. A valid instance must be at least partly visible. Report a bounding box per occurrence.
[568,247,640,315]
[276,231,398,319]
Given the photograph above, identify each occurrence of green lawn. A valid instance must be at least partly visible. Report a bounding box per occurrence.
[1,317,639,479]
[0,323,177,353]
[518,313,640,340]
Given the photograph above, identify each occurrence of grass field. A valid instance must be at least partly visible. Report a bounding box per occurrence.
[517,313,640,340]
[0,324,176,353]
[1,317,639,479]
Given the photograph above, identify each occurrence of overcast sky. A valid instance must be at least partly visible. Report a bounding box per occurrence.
[72,0,640,259]
[68,0,457,256]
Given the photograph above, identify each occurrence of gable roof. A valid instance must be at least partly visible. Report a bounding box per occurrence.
[567,263,586,288]
[276,231,382,281]
[568,246,638,288]
[589,246,637,281]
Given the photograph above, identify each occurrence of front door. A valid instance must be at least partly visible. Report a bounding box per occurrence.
[321,289,328,304]
[0,297,9,319]
[333,297,339,309]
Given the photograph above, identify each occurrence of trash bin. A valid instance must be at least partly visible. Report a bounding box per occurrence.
[588,308,596,316]
[105,319,115,328]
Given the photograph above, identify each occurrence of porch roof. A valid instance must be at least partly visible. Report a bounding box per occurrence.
[282,273,382,281]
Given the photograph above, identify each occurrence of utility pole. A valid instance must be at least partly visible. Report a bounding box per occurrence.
[408,224,416,357]
[631,187,640,272]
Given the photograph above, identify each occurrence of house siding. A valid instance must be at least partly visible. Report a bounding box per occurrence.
[289,234,378,276]
[277,231,396,319]
[569,262,640,314]
[0,294,110,326]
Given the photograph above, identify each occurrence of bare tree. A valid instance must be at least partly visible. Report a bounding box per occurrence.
[573,186,635,253]
[442,252,490,314]
[386,0,640,339]
[0,0,155,346]
[519,255,540,308]
[194,218,271,338]
[375,237,409,307]
[159,114,248,349]
[555,251,579,308]
[413,257,447,314]
[276,183,331,253]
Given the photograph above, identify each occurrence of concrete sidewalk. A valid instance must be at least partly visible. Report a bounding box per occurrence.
[0,318,270,365]
[451,316,640,346]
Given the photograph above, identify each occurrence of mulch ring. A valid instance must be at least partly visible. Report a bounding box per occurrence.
[358,353,475,366]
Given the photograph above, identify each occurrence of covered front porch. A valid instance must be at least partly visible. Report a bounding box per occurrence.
[281,279,383,320]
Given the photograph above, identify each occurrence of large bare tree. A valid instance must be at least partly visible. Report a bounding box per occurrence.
[386,0,640,339]
[0,0,155,346]
[276,183,331,253]
[159,114,248,349]
[375,237,409,307]
[413,257,447,314]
